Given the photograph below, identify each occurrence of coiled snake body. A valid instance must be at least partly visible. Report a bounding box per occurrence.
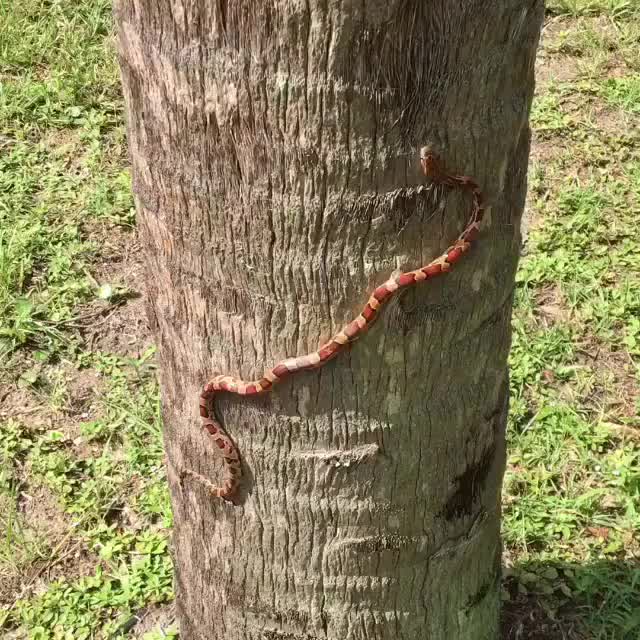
[184,148,486,501]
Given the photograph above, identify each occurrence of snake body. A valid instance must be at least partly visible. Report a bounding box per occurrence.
[185,148,486,501]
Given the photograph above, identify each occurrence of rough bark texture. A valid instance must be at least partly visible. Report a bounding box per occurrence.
[114,1,543,638]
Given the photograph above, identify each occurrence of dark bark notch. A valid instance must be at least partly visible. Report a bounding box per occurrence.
[441,442,497,520]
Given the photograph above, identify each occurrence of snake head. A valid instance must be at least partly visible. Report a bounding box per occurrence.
[419,145,435,160]
[419,145,442,178]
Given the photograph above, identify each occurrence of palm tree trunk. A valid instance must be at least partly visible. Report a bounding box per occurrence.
[114,1,543,638]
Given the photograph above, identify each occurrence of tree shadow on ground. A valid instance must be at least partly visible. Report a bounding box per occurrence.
[501,558,640,639]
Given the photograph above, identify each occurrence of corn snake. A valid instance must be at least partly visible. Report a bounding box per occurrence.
[183,148,486,501]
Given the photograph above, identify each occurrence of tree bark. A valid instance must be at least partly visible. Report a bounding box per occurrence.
[114,1,543,638]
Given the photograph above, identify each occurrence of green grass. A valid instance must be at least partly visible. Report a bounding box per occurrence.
[0,0,133,361]
[599,75,640,113]
[0,353,173,636]
[13,552,173,640]
[503,6,640,634]
[546,16,640,65]
[547,0,640,18]
[0,2,169,636]
[0,0,120,130]
[517,177,640,348]
[1,0,639,639]
[0,133,134,361]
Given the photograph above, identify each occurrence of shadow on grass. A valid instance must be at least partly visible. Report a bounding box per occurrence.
[501,558,640,639]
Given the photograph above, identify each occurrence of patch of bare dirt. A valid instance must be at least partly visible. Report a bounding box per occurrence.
[64,366,104,419]
[129,602,177,638]
[19,485,69,544]
[533,286,572,327]
[535,18,584,88]
[536,52,582,89]
[529,137,566,168]
[0,364,104,446]
[0,483,94,607]
[19,493,95,591]
[502,594,585,640]
[0,386,49,428]
[575,340,640,422]
[593,103,638,134]
[80,225,152,357]
[40,129,81,154]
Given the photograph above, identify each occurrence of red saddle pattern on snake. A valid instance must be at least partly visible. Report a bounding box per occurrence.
[184,148,486,501]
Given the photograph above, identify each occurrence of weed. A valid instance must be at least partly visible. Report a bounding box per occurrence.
[530,93,573,135]
[10,554,173,639]
[599,75,640,113]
